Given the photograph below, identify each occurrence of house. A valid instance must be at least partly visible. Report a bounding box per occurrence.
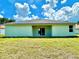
[5,20,76,37]
[0,25,5,34]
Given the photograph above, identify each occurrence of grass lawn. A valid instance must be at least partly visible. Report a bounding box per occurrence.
[0,38,79,59]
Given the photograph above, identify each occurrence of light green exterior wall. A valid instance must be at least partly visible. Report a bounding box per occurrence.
[33,26,51,36]
[52,24,75,36]
[5,24,76,37]
[45,26,52,36]
[5,24,32,36]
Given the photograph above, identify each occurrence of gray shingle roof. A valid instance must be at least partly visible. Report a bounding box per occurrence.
[6,20,76,25]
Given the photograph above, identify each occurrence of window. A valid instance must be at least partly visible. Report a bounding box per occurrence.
[69,25,73,32]
[69,25,73,28]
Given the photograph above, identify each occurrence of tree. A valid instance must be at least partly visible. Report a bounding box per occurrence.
[0,18,15,24]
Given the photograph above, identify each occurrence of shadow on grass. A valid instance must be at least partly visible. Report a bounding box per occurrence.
[1,36,79,38]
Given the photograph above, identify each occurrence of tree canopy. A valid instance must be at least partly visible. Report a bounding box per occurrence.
[0,18,15,24]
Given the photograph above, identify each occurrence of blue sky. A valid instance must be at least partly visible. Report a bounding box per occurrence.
[0,0,79,22]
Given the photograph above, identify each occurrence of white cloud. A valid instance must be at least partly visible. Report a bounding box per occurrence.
[72,2,79,16]
[14,1,79,22]
[32,15,39,19]
[14,2,32,22]
[45,0,58,8]
[14,2,40,22]
[14,14,39,22]
[42,4,55,20]
[42,2,79,22]
[42,4,50,10]
[13,15,32,22]
[56,2,79,22]
[51,0,58,7]
[42,4,73,21]
[61,0,67,4]
[55,10,68,20]
[15,2,31,17]
[45,0,67,8]
[45,8,55,19]
[0,15,3,18]
[55,6,72,20]
[70,2,79,22]
[31,4,37,9]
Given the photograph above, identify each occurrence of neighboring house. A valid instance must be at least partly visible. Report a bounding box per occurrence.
[0,25,5,34]
[5,20,76,37]
[75,24,79,34]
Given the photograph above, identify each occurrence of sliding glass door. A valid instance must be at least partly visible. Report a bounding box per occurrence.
[38,28,45,36]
